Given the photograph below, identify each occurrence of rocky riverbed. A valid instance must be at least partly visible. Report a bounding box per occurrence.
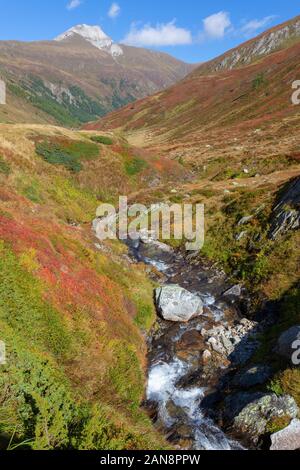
[125,236,300,451]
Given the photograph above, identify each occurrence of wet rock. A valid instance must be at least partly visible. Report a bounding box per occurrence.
[168,423,194,448]
[233,365,272,388]
[176,369,205,389]
[277,326,300,361]
[270,418,300,451]
[233,394,298,444]
[155,285,203,322]
[166,399,188,423]
[176,330,206,362]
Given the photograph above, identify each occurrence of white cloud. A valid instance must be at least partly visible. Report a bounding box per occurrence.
[203,11,231,39]
[67,0,82,10]
[241,15,277,35]
[122,21,192,47]
[108,3,121,19]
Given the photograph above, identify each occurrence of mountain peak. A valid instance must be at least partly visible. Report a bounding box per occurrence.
[55,24,123,57]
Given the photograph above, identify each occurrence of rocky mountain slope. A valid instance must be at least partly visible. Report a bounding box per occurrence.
[92,15,300,149]
[0,25,194,127]
[196,14,300,74]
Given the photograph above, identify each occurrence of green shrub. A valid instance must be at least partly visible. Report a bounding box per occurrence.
[125,157,148,176]
[91,135,113,145]
[0,247,72,358]
[22,183,42,203]
[134,302,154,331]
[47,176,98,223]
[252,73,268,90]
[108,340,143,410]
[36,140,99,173]
[78,404,145,450]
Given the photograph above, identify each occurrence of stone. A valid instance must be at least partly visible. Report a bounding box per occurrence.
[176,330,206,361]
[207,337,225,355]
[277,326,300,361]
[270,419,300,451]
[238,215,253,226]
[233,365,272,388]
[235,231,247,241]
[268,177,300,240]
[233,394,298,444]
[222,285,242,297]
[202,350,212,364]
[155,285,203,322]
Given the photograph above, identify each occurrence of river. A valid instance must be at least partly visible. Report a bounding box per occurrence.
[126,238,246,451]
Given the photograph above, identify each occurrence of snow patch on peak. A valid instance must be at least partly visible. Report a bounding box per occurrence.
[55,24,123,57]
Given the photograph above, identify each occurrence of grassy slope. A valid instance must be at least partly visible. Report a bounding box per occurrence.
[0,124,174,450]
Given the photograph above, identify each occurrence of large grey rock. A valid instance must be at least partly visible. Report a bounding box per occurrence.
[233,394,298,444]
[277,326,300,361]
[155,285,203,322]
[270,419,300,451]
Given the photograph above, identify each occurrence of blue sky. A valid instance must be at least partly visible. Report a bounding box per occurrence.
[0,1,299,62]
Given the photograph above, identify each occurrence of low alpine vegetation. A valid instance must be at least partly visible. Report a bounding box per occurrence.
[90,135,114,145]
[35,139,99,173]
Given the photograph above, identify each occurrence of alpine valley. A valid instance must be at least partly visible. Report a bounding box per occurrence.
[0,12,299,452]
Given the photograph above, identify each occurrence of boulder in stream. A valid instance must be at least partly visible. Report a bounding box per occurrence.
[155,285,203,322]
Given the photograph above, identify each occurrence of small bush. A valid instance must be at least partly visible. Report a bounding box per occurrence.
[252,73,268,90]
[22,183,42,203]
[125,157,148,176]
[91,135,113,145]
[36,140,99,173]
[270,369,300,408]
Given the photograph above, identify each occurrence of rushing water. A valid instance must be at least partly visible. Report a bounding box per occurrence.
[127,238,244,451]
